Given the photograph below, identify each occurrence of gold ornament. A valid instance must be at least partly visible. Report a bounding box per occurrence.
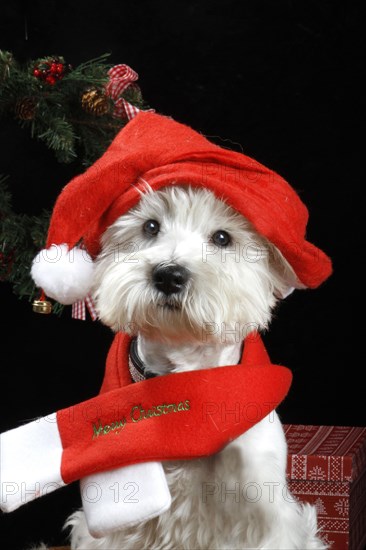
[32,299,52,314]
[81,88,110,116]
[15,97,38,120]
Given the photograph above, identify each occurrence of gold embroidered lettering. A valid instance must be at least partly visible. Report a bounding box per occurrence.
[131,405,143,422]
[92,417,127,438]
[92,420,104,439]
[92,399,191,439]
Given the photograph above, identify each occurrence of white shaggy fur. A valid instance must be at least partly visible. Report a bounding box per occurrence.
[67,186,327,549]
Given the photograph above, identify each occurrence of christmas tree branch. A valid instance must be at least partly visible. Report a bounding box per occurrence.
[0,51,151,313]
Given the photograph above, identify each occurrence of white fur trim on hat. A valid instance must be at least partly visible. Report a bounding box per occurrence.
[31,244,95,305]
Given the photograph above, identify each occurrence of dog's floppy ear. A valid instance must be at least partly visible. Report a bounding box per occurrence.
[268,244,306,299]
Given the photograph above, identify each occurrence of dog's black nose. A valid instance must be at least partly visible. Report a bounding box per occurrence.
[152,264,190,295]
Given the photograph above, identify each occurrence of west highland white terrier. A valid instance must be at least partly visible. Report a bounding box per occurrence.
[66,185,328,550]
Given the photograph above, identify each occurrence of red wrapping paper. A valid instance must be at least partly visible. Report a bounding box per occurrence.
[285,425,366,550]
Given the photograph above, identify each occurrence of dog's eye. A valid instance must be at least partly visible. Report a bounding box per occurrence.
[143,219,160,236]
[212,230,231,247]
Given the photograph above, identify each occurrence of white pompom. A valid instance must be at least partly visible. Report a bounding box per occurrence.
[31,244,95,305]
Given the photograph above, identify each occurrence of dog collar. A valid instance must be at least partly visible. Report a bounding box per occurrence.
[128,338,245,384]
[128,338,157,382]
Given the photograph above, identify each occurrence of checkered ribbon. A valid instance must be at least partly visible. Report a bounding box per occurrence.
[114,97,142,120]
[72,293,98,321]
[106,64,154,120]
[106,64,138,99]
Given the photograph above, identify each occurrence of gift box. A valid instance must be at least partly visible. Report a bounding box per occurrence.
[285,425,366,550]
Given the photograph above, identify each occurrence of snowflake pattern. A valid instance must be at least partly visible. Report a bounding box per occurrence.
[308,465,327,480]
[319,533,333,547]
[334,498,349,517]
[314,497,326,515]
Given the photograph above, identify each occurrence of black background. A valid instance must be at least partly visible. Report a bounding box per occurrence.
[0,1,362,548]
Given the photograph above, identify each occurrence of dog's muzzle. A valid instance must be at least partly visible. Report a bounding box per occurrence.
[152,264,190,296]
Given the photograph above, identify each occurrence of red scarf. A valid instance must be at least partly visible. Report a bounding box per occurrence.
[0,332,291,516]
[59,332,292,483]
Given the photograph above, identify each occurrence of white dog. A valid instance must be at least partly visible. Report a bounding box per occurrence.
[66,185,327,550]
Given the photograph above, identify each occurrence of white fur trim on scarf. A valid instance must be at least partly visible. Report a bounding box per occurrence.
[81,462,171,537]
[0,414,65,513]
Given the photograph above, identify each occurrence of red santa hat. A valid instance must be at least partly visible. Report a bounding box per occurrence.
[31,112,332,304]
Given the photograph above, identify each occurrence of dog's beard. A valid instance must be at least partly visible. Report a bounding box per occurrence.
[93,186,296,344]
[93,256,249,343]
[94,249,278,345]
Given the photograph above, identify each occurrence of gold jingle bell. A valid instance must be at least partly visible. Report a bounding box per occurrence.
[32,299,52,314]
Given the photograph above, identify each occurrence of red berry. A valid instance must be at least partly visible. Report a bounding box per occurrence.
[45,75,57,85]
[33,68,41,78]
[50,62,58,74]
[56,63,64,74]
